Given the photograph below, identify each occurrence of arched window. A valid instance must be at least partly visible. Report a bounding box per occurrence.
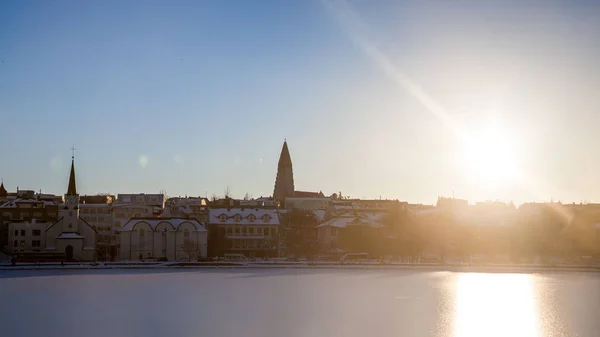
[234,214,241,222]
[139,228,145,248]
[262,214,271,222]
[219,214,227,222]
[248,214,256,222]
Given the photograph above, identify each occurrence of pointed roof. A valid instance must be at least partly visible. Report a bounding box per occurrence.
[278,140,292,167]
[0,179,7,197]
[66,159,77,196]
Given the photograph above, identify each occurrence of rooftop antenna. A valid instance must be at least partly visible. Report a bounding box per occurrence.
[71,146,76,160]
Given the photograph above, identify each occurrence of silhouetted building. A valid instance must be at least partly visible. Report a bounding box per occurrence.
[80,194,115,204]
[0,180,7,200]
[285,197,331,210]
[273,140,295,203]
[293,191,325,198]
[436,196,469,210]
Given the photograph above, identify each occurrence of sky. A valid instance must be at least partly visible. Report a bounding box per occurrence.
[1,0,599,205]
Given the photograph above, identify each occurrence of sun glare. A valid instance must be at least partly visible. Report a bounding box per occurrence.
[460,126,519,186]
[454,273,539,337]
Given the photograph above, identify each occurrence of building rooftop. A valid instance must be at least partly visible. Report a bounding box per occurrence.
[209,208,281,225]
[121,218,206,231]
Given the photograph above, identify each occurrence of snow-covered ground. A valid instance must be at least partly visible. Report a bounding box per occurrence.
[1,269,600,337]
[2,260,600,274]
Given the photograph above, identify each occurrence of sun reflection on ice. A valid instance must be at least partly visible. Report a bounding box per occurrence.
[454,273,539,337]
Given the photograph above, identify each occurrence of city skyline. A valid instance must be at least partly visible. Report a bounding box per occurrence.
[2,1,600,204]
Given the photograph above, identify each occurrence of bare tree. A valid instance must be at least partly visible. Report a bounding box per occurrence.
[182,239,200,262]
[224,186,232,199]
[211,193,218,202]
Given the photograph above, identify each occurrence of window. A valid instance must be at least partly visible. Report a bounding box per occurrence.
[226,227,232,234]
[139,229,145,248]
[234,214,241,222]
[219,214,227,222]
[249,227,254,234]
[20,240,25,248]
[184,229,190,239]
[69,211,73,217]
[248,214,255,222]
[235,227,240,234]
[14,230,18,236]
[20,230,25,236]
[241,227,246,234]
[32,230,41,236]
[13,240,17,247]
[32,240,41,248]
[262,214,271,222]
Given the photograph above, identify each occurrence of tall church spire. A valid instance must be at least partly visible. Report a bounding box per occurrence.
[273,140,295,202]
[0,179,7,198]
[66,158,77,196]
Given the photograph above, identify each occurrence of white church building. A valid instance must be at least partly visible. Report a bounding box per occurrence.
[8,157,97,261]
[119,218,207,261]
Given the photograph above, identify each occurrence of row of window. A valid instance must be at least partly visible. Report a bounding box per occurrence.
[225,226,276,236]
[114,211,148,218]
[232,239,273,249]
[13,240,41,248]
[13,229,42,236]
[219,214,272,223]
[317,227,339,238]
[81,216,111,222]
[138,229,190,238]
[2,212,48,219]
[80,208,110,214]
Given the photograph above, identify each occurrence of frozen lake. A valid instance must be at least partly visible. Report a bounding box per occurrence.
[1,268,599,337]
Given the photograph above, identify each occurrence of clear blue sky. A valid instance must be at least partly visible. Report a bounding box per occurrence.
[1,0,599,204]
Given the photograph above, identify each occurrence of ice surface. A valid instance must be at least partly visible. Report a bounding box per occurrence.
[1,269,600,337]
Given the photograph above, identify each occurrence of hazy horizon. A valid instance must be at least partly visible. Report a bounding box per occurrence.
[1,1,599,205]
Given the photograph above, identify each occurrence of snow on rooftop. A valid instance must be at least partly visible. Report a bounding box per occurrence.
[57,233,84,239]
[312,210,326,222]
[317,215,383,229]
[286,197,331,201]
[0,198,55,208]
[79,204,111,208]
[209,208,281,225]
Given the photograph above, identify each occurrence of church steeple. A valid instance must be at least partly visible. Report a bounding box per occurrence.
[0,179,7,198]
[273,140,295,202]
[66,158,77,196]
[63,151,80,233]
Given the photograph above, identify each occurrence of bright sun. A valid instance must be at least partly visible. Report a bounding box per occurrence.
[460,126,519,186]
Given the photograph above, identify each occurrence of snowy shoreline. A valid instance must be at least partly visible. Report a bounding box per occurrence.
[1,262,600,273]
